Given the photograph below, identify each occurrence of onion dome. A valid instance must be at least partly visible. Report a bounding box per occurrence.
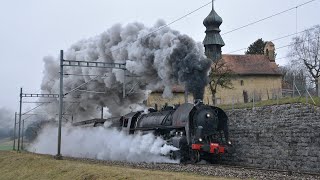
[203,1,225,61]
[203,9,223,29]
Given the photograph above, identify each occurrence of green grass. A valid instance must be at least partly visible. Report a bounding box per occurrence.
[219,96,320,110]
[0,145,12,151]
[0,138,13,151]
[0,151,236,180]
[0,137,30,151]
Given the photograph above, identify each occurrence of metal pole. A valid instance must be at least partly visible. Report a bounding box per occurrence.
[306,87,316,105]
[13,112,17,150]
[21,120,24,150]
[252,92,255,109]
[101,106,104,119]
[17,88,23,152]
[277,90,279,105]
[293,75,295,98]
[123,70,126,98]
[306,90,308,104]
[232,96,234,111]
[318,77,320,97]
[184,86,188,103]
[56,50,64,159]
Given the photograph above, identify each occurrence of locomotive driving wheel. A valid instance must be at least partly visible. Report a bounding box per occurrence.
[190,150,200,164]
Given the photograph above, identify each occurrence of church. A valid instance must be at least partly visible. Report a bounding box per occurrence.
[147,2,282,107]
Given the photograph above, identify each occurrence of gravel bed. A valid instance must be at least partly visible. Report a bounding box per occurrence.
[64,156,320,180]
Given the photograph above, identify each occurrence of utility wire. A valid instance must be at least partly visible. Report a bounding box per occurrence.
[276,36,319,60]
[221,0,317,36]
[276,54,295,60]
[107,1,212,54]
[227,26,317,54]
[107,0,317,55]
[22,102,53,116]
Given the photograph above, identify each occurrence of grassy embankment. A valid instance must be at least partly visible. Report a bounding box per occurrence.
[0,138,13,151]
[0,151,235,180]
[219,96,320,110]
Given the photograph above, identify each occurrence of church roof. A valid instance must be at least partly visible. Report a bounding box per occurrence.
[222,54,282,76]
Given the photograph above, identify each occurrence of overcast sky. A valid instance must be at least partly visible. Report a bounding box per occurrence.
[0,0,319,112]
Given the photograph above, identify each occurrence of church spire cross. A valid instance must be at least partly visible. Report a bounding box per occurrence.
[212,0,214,10]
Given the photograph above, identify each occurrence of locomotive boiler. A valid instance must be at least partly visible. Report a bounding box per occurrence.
[74,101,231,163]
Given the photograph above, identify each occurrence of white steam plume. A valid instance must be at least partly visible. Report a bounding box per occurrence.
[0,107,14,139]
[28,123,178,163]
[40,20,211,121]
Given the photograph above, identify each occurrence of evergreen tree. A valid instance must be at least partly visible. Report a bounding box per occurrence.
[245,38,266,55]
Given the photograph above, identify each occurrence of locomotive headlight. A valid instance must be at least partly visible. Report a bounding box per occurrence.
[206,113,211,118]
[199,138,203,142]
[228,141,232,145]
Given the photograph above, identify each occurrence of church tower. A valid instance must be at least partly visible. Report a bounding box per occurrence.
[203,1,225,61]
[264,41,276,62]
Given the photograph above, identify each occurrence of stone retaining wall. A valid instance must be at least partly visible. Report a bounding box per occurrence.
[225,103,320,173]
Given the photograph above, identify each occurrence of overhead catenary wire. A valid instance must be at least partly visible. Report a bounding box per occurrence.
[64,73,108,77]
[275,36,319,60]
[105,0,317,57]
[221,0,317,36]
[107,1,212,55]
[20,74,108,118]
[276,36,319,60]
[227,26,318,54]
[22,102,53,116]
[230,36,319,61]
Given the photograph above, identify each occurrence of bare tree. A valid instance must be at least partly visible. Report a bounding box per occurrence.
[280,65,308,96]
[290,25,320,96]
[208,59,234,105]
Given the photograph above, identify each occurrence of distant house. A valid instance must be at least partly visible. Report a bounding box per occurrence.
[147,42,282,107]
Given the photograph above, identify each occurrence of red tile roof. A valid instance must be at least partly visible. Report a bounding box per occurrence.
[222,54,282,76]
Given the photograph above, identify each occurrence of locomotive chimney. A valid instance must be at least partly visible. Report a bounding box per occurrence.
[194,99,204,106]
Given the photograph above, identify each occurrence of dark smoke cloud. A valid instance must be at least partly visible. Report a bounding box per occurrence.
[169,35,212,99]
[40,20,211,121]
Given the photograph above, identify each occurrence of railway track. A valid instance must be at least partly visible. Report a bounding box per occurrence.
[25,152,320,179]
[63,156,320,180]
[201,163,320,177]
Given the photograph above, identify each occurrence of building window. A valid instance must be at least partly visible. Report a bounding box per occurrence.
[240,80,244,86]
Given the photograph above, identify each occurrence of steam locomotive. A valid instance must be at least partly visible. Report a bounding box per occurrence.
[74,100,231,163]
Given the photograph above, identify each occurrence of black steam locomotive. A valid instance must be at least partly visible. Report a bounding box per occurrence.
[74,101,231,163]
